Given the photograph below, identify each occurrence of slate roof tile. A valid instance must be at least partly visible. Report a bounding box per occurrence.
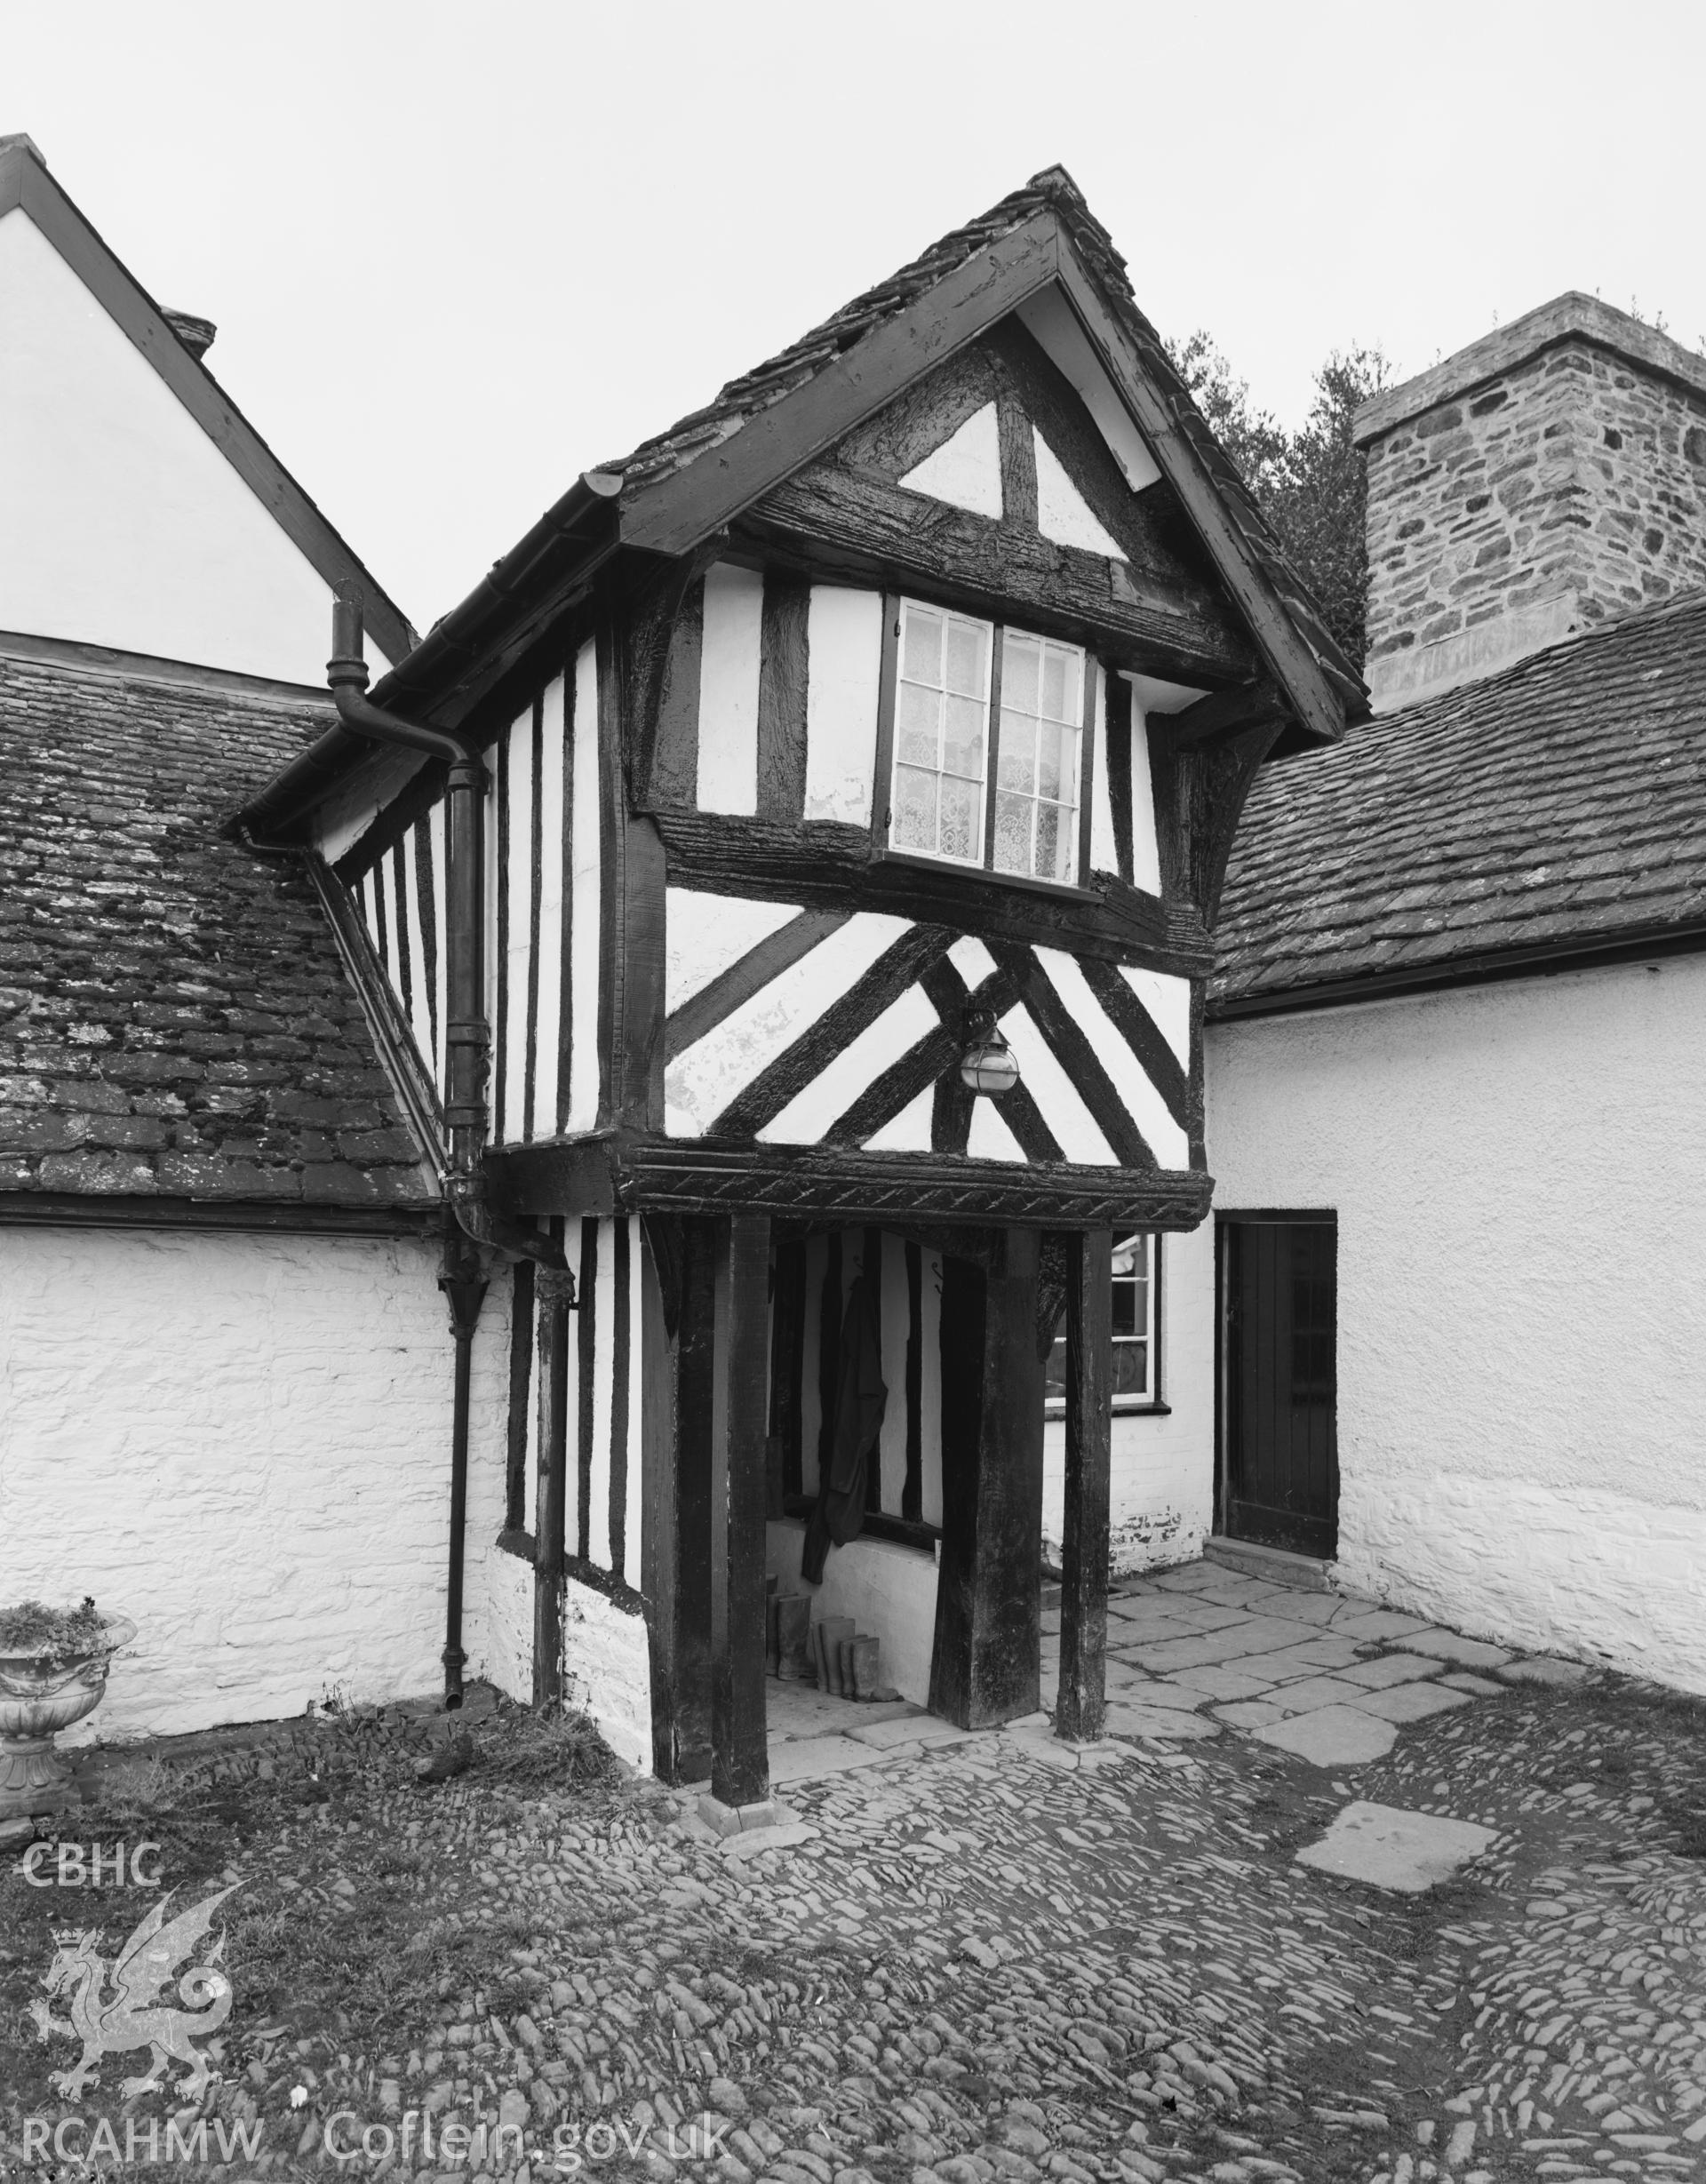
[1214,594,1706,1007]
[0,652,435,1206]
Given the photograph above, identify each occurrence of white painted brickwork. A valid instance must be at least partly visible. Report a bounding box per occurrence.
[1200,955,1706,1693]
[560,1575,651,1773]
[0,1225,515,1739]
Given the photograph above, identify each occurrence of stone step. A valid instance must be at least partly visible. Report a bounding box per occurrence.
[1203,1535,1335,1593]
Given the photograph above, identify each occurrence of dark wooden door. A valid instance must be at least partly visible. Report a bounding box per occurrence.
[1220,1218,1338,1558]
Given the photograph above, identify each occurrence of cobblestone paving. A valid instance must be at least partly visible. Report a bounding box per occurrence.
[2,1573,1703,2184]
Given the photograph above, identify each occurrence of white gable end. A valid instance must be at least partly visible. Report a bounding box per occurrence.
[0,208,393,684]
[897,401,1003,519]
[1034,429,1125,557]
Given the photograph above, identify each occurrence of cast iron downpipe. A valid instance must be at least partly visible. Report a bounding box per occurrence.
[328,597,570,1705]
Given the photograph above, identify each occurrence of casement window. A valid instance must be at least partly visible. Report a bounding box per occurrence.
[1044,1234,1161,1412]
[885,597,1090,885]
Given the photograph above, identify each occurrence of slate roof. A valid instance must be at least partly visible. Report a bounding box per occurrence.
[1213,594,1706,1010]
[610,165,1365,715]
[0,650,436,1206]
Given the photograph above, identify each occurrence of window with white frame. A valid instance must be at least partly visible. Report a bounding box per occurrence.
[886,598,1088,885]
[993,629,1084,883]
[1044,1234,1159,1410]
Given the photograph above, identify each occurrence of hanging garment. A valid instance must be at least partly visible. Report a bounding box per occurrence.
[801,1273,888,1583]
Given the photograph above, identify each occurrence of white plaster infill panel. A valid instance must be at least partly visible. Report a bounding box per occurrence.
[1033,430,1124,557]
[760,984,938,1144]
[665,889,803,1015]
[946,934,997,989]
[566,639,602,1133]
[1036,947,1189,1169]
[804,586,883,825]
[665,913,911,1137]
[0,209,388,686]
[997,1003,1116,1165]
[696,563,764,815]
[968,1098,1025,1162]
[1120,962,1192,1069]
[897,403,1002,518]
[862,1084,934,1152]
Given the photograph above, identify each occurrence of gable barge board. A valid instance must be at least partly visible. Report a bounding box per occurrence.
[747,467,1254,684]
[651,810,1215,976]
[619,217,1064,556]
[1048,250,1348,747]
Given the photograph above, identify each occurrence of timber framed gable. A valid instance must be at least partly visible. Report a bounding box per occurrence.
[243,164,1363,1237]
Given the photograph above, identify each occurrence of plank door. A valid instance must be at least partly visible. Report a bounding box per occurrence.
[1218,1217,1337,1558]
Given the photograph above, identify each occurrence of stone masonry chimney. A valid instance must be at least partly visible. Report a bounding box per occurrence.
[1353,294,1706,709]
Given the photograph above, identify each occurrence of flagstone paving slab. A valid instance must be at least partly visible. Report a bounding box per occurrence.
[1157,1662,1283,1702]
[1331,1606,1437,1642]
[1347,1679,1473,1724]
[1265,1674,1369,1715]
[1441,1670,1506,1695]
[1396,1626,1512,1669]
[1255,1702,1400,1765]
[1295,1800,1497,1893]
[1338,1652,1442,1689]
[1500,1654,1591,1686]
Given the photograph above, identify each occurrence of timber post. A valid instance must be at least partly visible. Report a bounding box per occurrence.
[711,1212,772,1807]
[1056,1227,1112,1742]
[929,1227,1046,1729]
[532,1263,574,1708]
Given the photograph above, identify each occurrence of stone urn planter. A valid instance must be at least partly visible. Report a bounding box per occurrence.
[0,1601,135,1820]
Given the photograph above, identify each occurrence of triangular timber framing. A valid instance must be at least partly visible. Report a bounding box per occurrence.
[0,135,416,671]
[613,209,1351,751]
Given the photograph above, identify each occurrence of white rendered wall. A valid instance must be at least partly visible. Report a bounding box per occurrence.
[0,210,392,685]
[1041,1220,1215,1575]
[560,1576,652,1774]
[1201,957,1706,1693]
[0,1224,514,1739]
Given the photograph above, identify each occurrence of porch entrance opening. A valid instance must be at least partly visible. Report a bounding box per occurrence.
[764,1226,1046,1732]
[1217,1215,1338,1558]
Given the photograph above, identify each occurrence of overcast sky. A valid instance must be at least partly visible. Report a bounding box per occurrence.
[9,0,1703,635]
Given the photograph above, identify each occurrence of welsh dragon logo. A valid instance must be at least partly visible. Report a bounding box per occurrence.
[28,1883,239,2100]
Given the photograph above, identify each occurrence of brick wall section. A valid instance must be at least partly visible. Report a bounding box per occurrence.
[0,650,434,1203]
[1356,295,1706,708]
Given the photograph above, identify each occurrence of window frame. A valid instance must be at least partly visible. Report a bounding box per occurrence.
[873,593,1099,893]
[1044,1232,1167,1417]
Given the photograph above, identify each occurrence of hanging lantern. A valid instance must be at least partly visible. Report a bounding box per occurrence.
[960,1015,1020,1096]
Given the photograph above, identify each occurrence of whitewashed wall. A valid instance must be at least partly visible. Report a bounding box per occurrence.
[0,1224,513,1739]
[1201,955,1706,1693]
[1041,1220,1215,1575]
[768,1523,938,1706]
[0,209,393,686]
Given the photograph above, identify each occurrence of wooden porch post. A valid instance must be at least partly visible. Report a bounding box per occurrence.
[532,1264,574,1707]
[929,1226,1045,1729]
[711,1213,772,1808]
[664,1216,717,1782]
[1057,1228,1112,1742]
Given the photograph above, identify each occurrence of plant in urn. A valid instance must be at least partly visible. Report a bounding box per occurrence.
[0,1598,135,1820]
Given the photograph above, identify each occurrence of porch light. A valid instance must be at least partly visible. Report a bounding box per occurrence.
[960,1014,1019,1096]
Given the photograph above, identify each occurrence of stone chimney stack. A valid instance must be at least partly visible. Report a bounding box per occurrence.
[1354,294,1706,710]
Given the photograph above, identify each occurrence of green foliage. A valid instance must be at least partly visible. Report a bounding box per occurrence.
[0,1594,108,1655]
[1166,333,1392,674]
